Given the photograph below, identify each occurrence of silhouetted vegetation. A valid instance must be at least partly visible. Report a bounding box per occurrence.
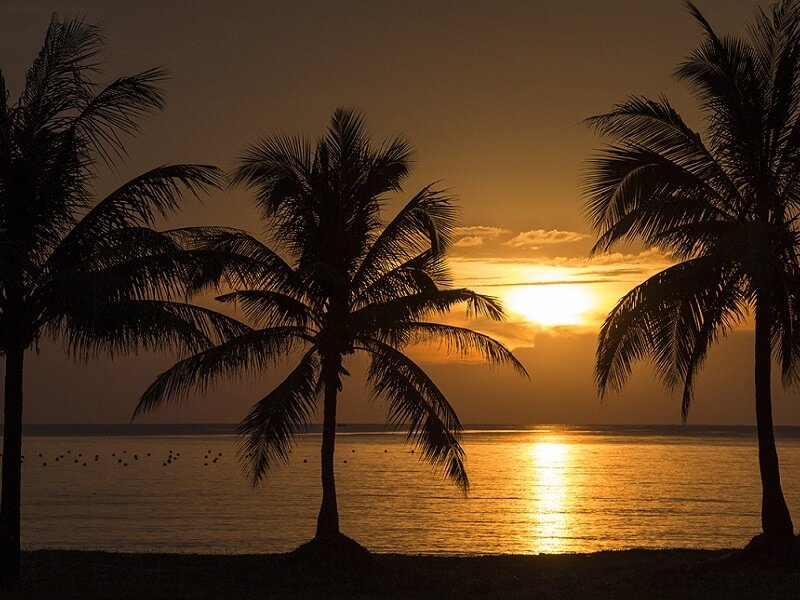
[584,0,800,554]
[0,15,244,587]
[135,108,527,555]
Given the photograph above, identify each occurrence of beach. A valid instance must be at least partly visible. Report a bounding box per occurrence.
[13,548,800,599]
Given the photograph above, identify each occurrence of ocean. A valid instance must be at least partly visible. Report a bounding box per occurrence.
[15,425,800,555]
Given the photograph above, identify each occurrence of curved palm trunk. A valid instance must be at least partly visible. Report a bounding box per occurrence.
[1,347,24,586]
[754,298,793,541]
[315,357,340,539]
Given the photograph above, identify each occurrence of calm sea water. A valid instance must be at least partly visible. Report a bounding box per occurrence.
[14,425,800,555]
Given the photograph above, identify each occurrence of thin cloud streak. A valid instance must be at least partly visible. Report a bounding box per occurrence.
[453,225,511,248]
[460,279,622,287]
[505,229,588,250]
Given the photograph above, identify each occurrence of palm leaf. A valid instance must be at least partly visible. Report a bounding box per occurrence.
[353,185,457,292]
[216,290,317,328]
[51,299,252,360]
[70,67,168,165]
[238,350,320,485]
[134,326,311,415]
[378,322,529,378]
[361,337,468,491]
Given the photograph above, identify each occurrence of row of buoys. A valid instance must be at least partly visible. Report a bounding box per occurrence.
[3,448,229,468]
[3,447,406,467]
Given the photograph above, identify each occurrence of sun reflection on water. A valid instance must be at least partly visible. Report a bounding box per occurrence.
[528,441,571,553]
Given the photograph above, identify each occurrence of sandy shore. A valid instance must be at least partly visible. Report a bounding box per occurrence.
[8,548,799,599]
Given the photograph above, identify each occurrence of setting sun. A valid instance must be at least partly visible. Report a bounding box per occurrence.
[505,283,596,327]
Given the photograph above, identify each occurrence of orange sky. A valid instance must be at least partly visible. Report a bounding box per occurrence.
[4,0,800,425]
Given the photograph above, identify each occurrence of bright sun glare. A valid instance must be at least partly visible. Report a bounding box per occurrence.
[504,284,595,327]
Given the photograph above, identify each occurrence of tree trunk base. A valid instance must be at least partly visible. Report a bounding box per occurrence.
[289,532,372,566]
[743,533,800,564]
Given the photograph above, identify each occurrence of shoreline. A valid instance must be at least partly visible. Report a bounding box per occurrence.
[13,548,799,599]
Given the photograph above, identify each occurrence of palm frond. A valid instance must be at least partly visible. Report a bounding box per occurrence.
[350,288,505,336]
[584,144,734,255]
[238,350,320,486]
[185,227,297,293]
[584,95,743,213]
[353,249,450,308]
[134,326,310,416]
[596,257,745,414]
[70,67,168,165]
[50,299,252,360]
[216,290,317,328]
[17,15,102,134]
[361,337,468,491]
[379,322,529,377]
[353,185,457,293]
[46,164,221,271]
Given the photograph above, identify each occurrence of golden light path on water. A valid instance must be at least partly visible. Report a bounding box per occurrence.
[527,441,571,553]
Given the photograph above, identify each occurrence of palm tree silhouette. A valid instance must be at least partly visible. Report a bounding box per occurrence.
[584,0,800,552]
[0,16,245,584]
[136,108,527,554]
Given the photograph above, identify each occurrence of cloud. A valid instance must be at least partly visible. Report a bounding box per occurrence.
[454,236,487,248]
[549,247,673,267]
[453,226,511,237]
[452,225,510,248]
[505,229,588,250]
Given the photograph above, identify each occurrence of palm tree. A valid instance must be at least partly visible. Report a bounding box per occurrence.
[135,108,528,553]
[0,16,248,584]
[584,0,800,552]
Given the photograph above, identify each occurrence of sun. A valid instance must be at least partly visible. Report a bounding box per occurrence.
[504,284,595,327]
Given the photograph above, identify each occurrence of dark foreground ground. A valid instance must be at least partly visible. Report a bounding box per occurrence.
[7,548,800,599]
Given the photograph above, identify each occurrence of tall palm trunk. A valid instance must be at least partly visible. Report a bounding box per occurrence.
[315,356,340,539]
[1,346,24,586]
[754,296,793,540]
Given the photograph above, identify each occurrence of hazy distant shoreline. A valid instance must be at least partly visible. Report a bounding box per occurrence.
[16,548,799,599]
[14,423,800,438]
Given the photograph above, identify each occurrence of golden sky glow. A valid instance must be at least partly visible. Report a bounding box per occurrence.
[447,248,674,346]
[506,283,596,327]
